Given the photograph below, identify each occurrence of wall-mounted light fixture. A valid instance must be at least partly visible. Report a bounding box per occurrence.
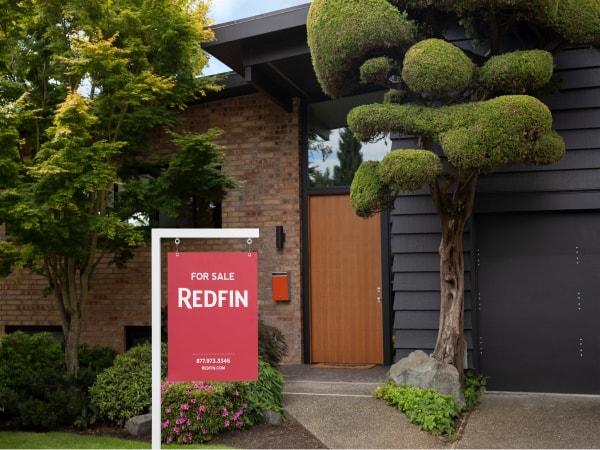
[275,225,285,249]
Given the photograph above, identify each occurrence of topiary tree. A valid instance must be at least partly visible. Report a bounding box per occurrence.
[307,0,600,383]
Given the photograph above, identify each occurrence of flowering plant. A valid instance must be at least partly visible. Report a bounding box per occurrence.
[161,381,250,444]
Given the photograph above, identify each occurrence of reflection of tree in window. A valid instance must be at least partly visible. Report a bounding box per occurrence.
[173,197,222,228]
[333,128,363,186]
[309,127,364,187]
[308,130,333,187]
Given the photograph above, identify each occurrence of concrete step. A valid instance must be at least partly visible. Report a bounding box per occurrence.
[284,380,381,397]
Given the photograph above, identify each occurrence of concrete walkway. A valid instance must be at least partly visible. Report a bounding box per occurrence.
[280,364,600,449]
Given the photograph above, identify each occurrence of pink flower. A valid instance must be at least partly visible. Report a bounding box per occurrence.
[180,403,189,410]
[224,420,230,428]
[222,407,228,417]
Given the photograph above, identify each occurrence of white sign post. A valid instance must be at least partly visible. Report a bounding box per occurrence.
[151,228,260,449]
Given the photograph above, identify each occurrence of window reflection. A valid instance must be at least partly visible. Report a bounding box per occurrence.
[308,127,390,188]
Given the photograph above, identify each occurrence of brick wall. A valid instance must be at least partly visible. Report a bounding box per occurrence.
[0,92,304,363]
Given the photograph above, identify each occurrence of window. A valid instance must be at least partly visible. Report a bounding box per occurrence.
[111,180,223,229]
[5,325,63,344]
[307,92,391,188]
[125,326,151,350]
[309,127,390,188]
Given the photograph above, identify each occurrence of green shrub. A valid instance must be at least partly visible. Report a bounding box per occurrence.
[463,370,487,411]
[0,332,67,427]
[0,332,94,429]
[78,343,118,374]
[373,382,459,435]
[258,320,288,367]
[17,398,58,430]
[242,360,285,423]
[0,331,65,396]
[89,342,167,426]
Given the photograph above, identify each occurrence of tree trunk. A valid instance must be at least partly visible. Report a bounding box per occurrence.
[431,220,467,382]
[430,174,478,387]
[49,254,93,374]
[63,310,82,374]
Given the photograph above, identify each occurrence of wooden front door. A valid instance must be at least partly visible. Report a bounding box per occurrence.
[308,194,383,364]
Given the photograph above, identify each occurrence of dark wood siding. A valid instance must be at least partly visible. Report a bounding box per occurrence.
[389,191,474,364]
[390,47,600,369]
[475,47,600,211]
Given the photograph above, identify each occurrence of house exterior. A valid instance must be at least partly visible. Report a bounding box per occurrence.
[1,3,599,394]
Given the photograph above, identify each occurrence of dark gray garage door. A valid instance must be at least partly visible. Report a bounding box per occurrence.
[476,213,600,394]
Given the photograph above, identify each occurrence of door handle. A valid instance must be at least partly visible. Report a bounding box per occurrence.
[376,286,381,303]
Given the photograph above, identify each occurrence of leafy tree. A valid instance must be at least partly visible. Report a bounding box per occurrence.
[0,0,235,373]
[333,127,363,185]
[307,0,600,382]
[310,166,335,187]
[308,130,334,187]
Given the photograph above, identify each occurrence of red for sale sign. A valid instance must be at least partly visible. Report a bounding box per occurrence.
[167,252,258,382]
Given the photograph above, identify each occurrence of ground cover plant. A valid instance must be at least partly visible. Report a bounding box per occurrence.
[374,383,459,435]
[373,371,487,435]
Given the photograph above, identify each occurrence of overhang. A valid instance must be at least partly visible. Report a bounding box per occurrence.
[203,4,324,111]
[202,3,385,132]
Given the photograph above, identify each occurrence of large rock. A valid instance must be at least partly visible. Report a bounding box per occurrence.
[125,413,152,437]
[262,409,283,425]
[389,350,465,408]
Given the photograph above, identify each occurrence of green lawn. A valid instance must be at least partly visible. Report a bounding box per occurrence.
[0,431,229,449]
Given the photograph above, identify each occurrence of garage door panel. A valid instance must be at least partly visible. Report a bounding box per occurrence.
[476,213,600,394]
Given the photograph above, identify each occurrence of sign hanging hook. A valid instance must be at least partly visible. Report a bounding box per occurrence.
[175,238,180,256]
[247,238,252,256]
